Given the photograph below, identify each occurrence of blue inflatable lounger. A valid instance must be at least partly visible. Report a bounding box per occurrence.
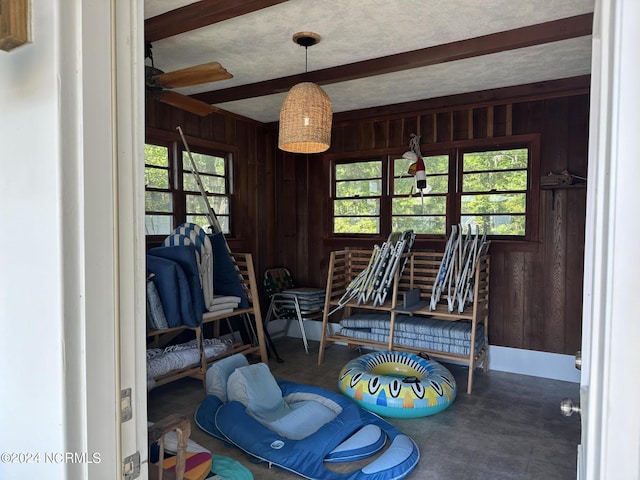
[195,354,420,480]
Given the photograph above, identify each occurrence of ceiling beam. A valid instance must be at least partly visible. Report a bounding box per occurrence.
[145,0,289,42]
[331,75,591,125]
[193,13,593,105]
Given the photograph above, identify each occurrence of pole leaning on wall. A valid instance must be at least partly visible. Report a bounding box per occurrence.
[176,126,222,234]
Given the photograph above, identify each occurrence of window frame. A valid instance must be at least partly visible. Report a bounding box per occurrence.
[144,139,175,237]
[180,147,233,234]
[390,149,451,236]
[331,156,386,237]
[327,134,540,245]
[455,145,531,239]
[144,129,237,244]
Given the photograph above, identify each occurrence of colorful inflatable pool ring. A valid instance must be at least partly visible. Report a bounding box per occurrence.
[339,351,456,418]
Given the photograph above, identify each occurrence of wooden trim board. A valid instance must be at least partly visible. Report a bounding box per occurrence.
[0,0,29,52]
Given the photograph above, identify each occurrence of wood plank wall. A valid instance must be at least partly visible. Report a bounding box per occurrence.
[145,97,266,258]
[269,91,589,356]
[146,80,589,356]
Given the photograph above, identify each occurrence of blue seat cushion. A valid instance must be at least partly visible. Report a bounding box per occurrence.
[146,255,195,327]
[226,363,339,440]
[210,233,249,308]
[148,245,206,323]
[205,353,249,402]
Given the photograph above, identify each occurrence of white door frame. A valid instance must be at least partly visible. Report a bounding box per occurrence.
[73,0,640,478]
[580,0,640,478]
[113,0,149,478]
[63,0,147,478]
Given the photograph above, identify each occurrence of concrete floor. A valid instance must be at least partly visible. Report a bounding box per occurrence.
[147,338,581,479]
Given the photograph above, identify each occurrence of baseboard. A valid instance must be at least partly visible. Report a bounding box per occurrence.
[488,345,580,383]
[276,320,580,383]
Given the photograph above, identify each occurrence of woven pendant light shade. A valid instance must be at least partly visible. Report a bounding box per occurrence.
[278,82,332,154]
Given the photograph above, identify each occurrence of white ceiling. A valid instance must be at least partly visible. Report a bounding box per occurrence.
[145,0,595,123]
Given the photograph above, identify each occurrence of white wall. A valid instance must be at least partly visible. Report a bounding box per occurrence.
[0,2,67,478]
[0,1,127,478]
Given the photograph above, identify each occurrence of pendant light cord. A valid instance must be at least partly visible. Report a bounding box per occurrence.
[294,33,320,75]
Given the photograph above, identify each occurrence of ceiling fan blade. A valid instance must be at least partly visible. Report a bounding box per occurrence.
[153,62,233,89]
[155,90,217,116]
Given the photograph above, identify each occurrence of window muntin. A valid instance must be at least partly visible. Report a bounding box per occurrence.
[144,144,173,235]
[392,154,449,235]
[144,140,232,238]
[331,143,533,239]
[333,160,382,234]
[182,150,230,234]
[460,148,528,236]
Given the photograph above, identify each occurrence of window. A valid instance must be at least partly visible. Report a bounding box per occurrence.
[144,139,232,238]
[182,150,230,233]
[145,143,173,235]
[331,138,536,240]
[333,159,383,234]
[392,153,449,234]
[459,148,528,236]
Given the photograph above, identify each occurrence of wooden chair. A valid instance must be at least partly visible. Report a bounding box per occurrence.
[148,414,211,480]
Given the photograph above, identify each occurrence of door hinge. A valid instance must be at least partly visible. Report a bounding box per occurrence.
[122,451,140,480]
[121,388,132,422]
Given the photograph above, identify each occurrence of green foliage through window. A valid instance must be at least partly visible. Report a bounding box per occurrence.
[461,148,528,236]
[392,154,449,234]
[333,160,382,234]
[182,151,230,233]
[332,145,531,238]
[145,144,172,235]
[144,141,232,236]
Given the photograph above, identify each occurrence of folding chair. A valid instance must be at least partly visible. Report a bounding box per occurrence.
[263,268,325,354]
